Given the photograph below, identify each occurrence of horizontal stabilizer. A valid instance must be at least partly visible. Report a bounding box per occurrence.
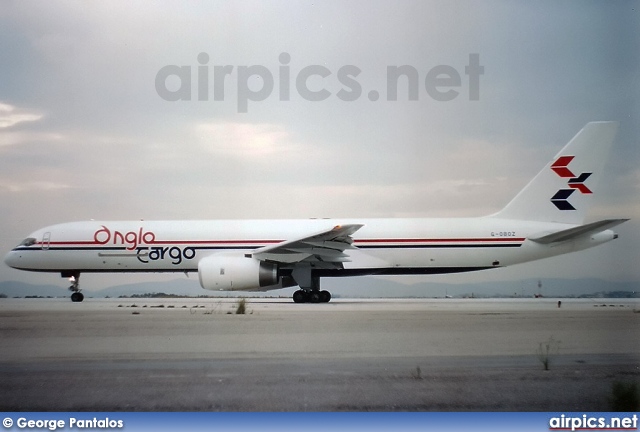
[529,219,628,244]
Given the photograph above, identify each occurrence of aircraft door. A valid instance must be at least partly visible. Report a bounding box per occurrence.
[42,232,51,250]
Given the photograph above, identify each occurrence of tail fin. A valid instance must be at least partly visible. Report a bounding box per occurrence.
[492,121,619,224]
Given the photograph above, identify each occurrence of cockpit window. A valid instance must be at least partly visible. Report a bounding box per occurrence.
[18,237,37,247]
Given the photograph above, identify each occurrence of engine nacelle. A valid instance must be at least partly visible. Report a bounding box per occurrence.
[198,253,279,291]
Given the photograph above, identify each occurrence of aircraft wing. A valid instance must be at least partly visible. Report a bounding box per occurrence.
[250,224,363,267]
[529,219,628,244]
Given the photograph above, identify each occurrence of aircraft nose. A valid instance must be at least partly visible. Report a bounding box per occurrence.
[4,250,20,269]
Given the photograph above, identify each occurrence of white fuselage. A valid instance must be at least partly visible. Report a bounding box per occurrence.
[4,217,616,276]
[3,122,624,301]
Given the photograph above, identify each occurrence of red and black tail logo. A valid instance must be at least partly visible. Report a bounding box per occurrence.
[550,156,592,211]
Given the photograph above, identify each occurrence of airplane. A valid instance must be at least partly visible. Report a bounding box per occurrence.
[4,121,628,303]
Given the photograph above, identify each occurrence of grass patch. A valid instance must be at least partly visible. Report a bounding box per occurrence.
[235,298,247,314]
[411,366,422,380]
[536,336,560,371]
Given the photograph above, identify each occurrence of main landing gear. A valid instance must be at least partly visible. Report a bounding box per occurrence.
[67,274,84,303]
[293,289,331,303]
[290,268,332,303]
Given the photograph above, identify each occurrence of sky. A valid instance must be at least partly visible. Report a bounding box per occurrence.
[0,0,638,291]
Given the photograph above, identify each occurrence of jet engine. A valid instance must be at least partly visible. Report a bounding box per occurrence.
[198,253,279,291]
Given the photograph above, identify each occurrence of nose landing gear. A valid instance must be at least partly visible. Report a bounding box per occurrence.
[70,291,84,302]
[67,274,84,302]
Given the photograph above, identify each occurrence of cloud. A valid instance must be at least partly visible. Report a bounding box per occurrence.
[0,180,72,193]
[0,1,637,289]
[195,122,298,158]
[0,102,43,129]
[191,122,329,179]
[0,131,65,147]
[0,102,52,148]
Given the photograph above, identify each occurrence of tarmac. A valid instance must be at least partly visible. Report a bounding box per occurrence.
[0,297,638,411]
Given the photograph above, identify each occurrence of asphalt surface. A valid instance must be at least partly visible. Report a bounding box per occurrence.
[1,298,638,411]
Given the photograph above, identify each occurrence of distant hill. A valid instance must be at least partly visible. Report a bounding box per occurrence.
[326,277,640,299]
[0,277,638,299]
[0,279,208,299]
[0,281,70,298]
[94,279,208,298]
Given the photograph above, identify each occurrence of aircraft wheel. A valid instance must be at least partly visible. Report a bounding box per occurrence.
[320,290,331,303]
[309,291,321,303]
[293,290,307,303]
[71,292,84,302]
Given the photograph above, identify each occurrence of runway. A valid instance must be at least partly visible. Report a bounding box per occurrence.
[1,298,638,411]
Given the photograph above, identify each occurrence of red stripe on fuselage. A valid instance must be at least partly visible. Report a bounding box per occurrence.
[354,238,526,244]
[38,237,526,247]
[146,239,283,245]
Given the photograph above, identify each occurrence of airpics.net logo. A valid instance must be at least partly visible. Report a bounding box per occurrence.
[155,52,484,113]
[549,414,638,431]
